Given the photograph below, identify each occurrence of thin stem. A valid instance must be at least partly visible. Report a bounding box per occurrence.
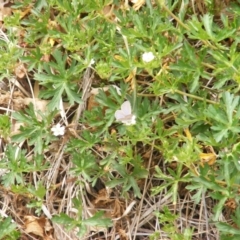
[174,89,219,105]
[138,90,219,105]
[157,0,190,31]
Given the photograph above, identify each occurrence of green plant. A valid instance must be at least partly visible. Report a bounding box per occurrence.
[0,217,20,240]
[2,0,240,239]
[0,145,46,187]
[0,115,11,140]
[11,103,57,154]
[52,198,112,237]
[154,206,194,240]
[34,50,83,110]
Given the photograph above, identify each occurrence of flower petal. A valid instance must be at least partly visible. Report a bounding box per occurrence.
[51,123,65,136]
[142,52,155,62]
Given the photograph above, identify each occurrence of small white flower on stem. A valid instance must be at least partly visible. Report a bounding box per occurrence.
[115,101,136,125]
[51,123,65,136]
[142,52,155,63]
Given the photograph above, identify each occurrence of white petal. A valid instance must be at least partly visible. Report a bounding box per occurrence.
[142,52,155,62]
[51,123,65,136]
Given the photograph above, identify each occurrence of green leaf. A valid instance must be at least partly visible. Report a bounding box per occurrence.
[202,14,214,39]
[212,196,228,221]
[206,105,228,125]
[106,178,125,188]
[212,128,228,142]
[64,84,82,105]
[41,87,62,110]
[28,182,46,200]
[35,0,48,10]
[186,183,206,204]
[222,92,240,124]
[129,176,141,198]
[215,222,240,235]
[194,176,225,192]
[0,115,11,138]
[52,213,75,225]
[83,211,112,227]
[0,217,19,239]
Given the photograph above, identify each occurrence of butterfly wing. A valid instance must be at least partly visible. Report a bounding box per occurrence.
[120,115,136,125]
[115,110,127,120]
[120,101,132,115]
[115,101,136,125]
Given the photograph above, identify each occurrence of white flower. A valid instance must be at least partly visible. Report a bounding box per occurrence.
[51,123,65,136]
[115,101,136,125]
[142,52,155,63]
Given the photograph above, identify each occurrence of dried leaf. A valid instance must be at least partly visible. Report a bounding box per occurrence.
[199,152,216,166]
[24,216,44,237]
[0,1,11,21]
[14,63,26,79]
[113,200,135,220]
[24,216,54,239]
[184,128,192,141]
[125,68,137,90]
[131,0,145,10]
[102,4,115,18]
[225,198,237,210]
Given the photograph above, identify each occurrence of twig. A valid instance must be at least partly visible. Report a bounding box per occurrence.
[72,67,94,130]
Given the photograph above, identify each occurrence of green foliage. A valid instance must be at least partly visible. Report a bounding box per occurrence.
[21,47,46,72]
[0,145,43,187]
[0,28,23,79]
[0,217,20,240]
[3,0,240,238]
[215,207,240,239]
[11,103,57,154]
[152,164,191,204]
[0,115,11,139]
[34,50,83,109]
[52,202,112,237]
[154,206,194,240]
[203,92,240,144]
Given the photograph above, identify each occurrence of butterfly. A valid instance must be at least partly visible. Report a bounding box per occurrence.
[115,101,136,125]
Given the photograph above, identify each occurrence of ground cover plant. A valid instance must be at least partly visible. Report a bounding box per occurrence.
[1,0,240,239]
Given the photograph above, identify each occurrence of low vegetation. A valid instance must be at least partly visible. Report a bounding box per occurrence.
[0,0,240,239]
